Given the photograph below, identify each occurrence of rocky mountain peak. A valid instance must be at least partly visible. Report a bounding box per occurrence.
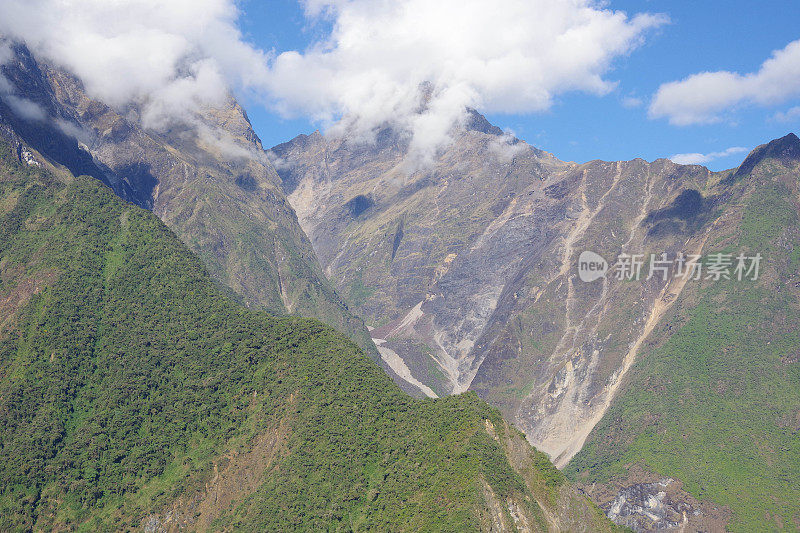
[464,108,505,136]
[734,132,800,177]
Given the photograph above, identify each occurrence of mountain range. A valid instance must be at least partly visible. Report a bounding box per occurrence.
[272,121,800,530]
[0,107,618,531]
[2,41,800,532]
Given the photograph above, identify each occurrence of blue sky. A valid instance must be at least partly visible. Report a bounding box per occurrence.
[238,0,800,170]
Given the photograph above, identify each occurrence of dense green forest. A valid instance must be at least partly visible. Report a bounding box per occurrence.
[0,140,615,531]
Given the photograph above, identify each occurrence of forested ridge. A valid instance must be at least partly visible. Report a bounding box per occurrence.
[0,140,615,531]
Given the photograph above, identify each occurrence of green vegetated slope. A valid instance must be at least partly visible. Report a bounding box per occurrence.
[568,135,800,531]
[0,141,617,532]
[0,44,375,361]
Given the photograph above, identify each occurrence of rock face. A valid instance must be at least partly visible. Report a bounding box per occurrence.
[0,43,374,355]
[577,465,731,532]
[270,119,716,465]
[568,134,800,532]
[272,120,800,530]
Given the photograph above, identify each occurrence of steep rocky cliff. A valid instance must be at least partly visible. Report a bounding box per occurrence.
[272,118,800,530]
[568,134,800,532]
[271,117,714,461]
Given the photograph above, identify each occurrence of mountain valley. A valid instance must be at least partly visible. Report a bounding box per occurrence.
[273,121,800,531]
[0,131,619,531]
[1,33,799,532]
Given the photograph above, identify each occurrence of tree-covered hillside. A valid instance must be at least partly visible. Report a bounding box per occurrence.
[0,43,377,369]
[0,139,616,532]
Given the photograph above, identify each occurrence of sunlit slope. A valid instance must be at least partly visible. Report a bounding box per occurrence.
[568,134,800,532]
[0,140,617,532]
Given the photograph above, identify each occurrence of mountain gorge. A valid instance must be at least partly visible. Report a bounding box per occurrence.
[0,134,617,530]
[2,33,800,532]
[273,119,800,531]
[270,116,715,458]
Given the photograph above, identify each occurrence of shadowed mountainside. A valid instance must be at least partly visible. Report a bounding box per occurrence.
[0,43,377,360]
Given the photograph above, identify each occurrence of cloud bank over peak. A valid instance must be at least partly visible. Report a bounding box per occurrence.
[0,0,666,163]
[670,146,748,166]
[650,39,800,126]
[0,0,271,130]
[267,0,666,162]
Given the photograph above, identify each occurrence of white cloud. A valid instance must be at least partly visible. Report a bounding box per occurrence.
[0,0,666,163]
[773,105,800,123]
[0,38,11,64]
[670,146,748,165]
[0,37,15,93]
[0,39,46,122]
[3,95,47,121]
[266,0,666,162]
[489,132,527,162]
[0,0,271,129]
[196,122,267,161]
[621,95,643,109]
[0,75,12,95]
[55,119,94,144]
[650,39,800,125]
